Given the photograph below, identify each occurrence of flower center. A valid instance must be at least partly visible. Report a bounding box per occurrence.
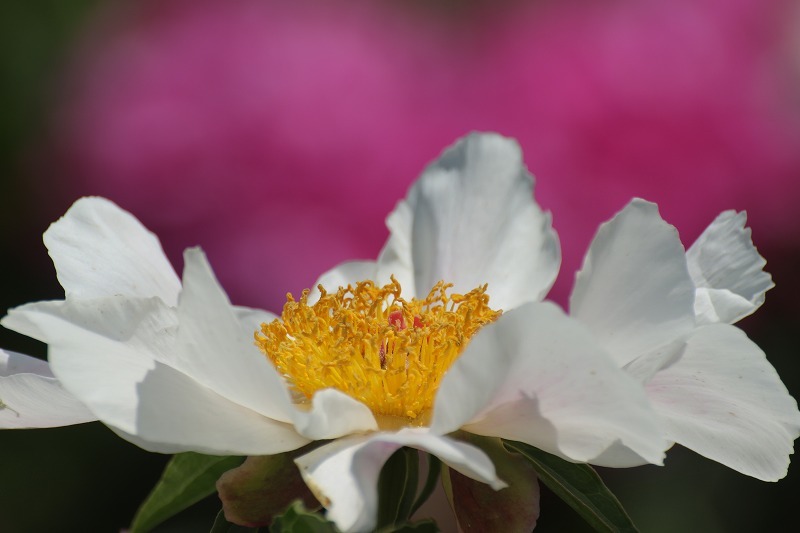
[256,277,501,423]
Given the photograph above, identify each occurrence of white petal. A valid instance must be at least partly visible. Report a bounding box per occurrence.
[3,298,174,433]
[0,349,51,377]
[0,349,95,428]
[379,133,560,308]
[2,301,71,345]
[307,260,378,305]
[570,199,696,368]
[4,297,308,455]
[376,200,416,296]
[233,305,278,332]
[686,211,774,325]
[106,358,308,455]
[646,324,800,481]
[290,388,378,440]
[692,289,753,327]
[433,302,667,466]
[620,337,686,385]
[160,248,294,423]
[295,429,505,533]
[44,197,181,305]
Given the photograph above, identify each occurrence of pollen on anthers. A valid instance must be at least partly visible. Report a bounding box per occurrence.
[255,276,501,423]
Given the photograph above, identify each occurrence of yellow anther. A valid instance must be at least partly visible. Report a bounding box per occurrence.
[256,277,501,423]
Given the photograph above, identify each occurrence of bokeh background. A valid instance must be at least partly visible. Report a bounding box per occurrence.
[2,0,800,531]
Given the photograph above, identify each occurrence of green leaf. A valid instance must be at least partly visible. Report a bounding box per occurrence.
[129,452,245,533]
[503,440,638,533]
[209,509,260,533]
[376,447,420,527]
[270,500,339,533]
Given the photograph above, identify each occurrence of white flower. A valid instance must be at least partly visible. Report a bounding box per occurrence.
[1,133,667,532]
[571,200,800,481]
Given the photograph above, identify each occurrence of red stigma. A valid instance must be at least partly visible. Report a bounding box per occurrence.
[388,310,406,330]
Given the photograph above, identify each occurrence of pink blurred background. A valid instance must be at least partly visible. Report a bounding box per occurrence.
[45,0,800,310]
[3,0,800,530]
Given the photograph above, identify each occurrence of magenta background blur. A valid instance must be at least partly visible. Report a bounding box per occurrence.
[2,0,800,531]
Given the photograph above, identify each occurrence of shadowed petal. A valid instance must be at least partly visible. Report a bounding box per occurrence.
[646,324,800,481]
[163,248,295,423]
[0,349,95,428]
[116,359,309,455]
[433,301,666,466]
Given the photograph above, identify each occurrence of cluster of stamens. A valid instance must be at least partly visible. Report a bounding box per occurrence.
[255,277,501,422]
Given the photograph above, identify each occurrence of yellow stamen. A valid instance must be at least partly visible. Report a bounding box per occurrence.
[256,277,501,423]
